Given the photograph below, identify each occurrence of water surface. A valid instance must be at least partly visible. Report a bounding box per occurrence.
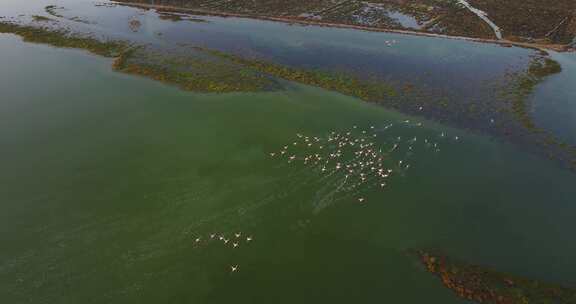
[2,0,576,302]
[1,29,576,304]
[532,52,576,145]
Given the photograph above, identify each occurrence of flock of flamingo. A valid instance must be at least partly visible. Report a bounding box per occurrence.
[269,122,457,206]
[192,121,460,273]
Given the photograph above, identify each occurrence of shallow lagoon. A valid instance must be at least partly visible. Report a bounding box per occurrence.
[533,52,576,145]
[2,0,534,97]
[1,1,576,303]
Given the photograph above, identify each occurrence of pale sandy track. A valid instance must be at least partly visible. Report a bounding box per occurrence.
[456,0,502,40]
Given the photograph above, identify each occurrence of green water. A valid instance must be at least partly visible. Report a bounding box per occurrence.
[1,31,576,304]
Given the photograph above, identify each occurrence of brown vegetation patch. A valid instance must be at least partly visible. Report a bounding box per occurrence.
[468,0,576,44]
[415,250,576,304]
[0,21,127,57]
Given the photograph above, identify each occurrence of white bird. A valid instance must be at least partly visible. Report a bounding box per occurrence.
[358,198,365,203]
[195,237,201,243]
[235,233,241,238]
[231,265,238,272]
[232,243,238,248]
[246,236,252,242]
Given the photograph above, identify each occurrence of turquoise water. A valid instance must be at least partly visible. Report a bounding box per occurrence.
[1,28,576,303]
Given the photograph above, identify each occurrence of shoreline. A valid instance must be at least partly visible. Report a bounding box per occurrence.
[2,9,575,172]
[113,1,574,53]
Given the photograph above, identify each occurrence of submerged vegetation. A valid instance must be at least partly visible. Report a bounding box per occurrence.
[198,48,576,172]
[1,18,396,95]
[157,8,209,22]
[0,21,127,57]
[157,12,208,23]
[507,56,562,130]
[158,13,185,22]
[203,47,576,171]
[197,48,400,101]
[112,47,277,92]
[1,14,575,170]
[529,57,563,77]
[497,55,576,170]
[45,5,96,25]
[112,43,402,96]
[31,15,53,22]
[415,250,576,304]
